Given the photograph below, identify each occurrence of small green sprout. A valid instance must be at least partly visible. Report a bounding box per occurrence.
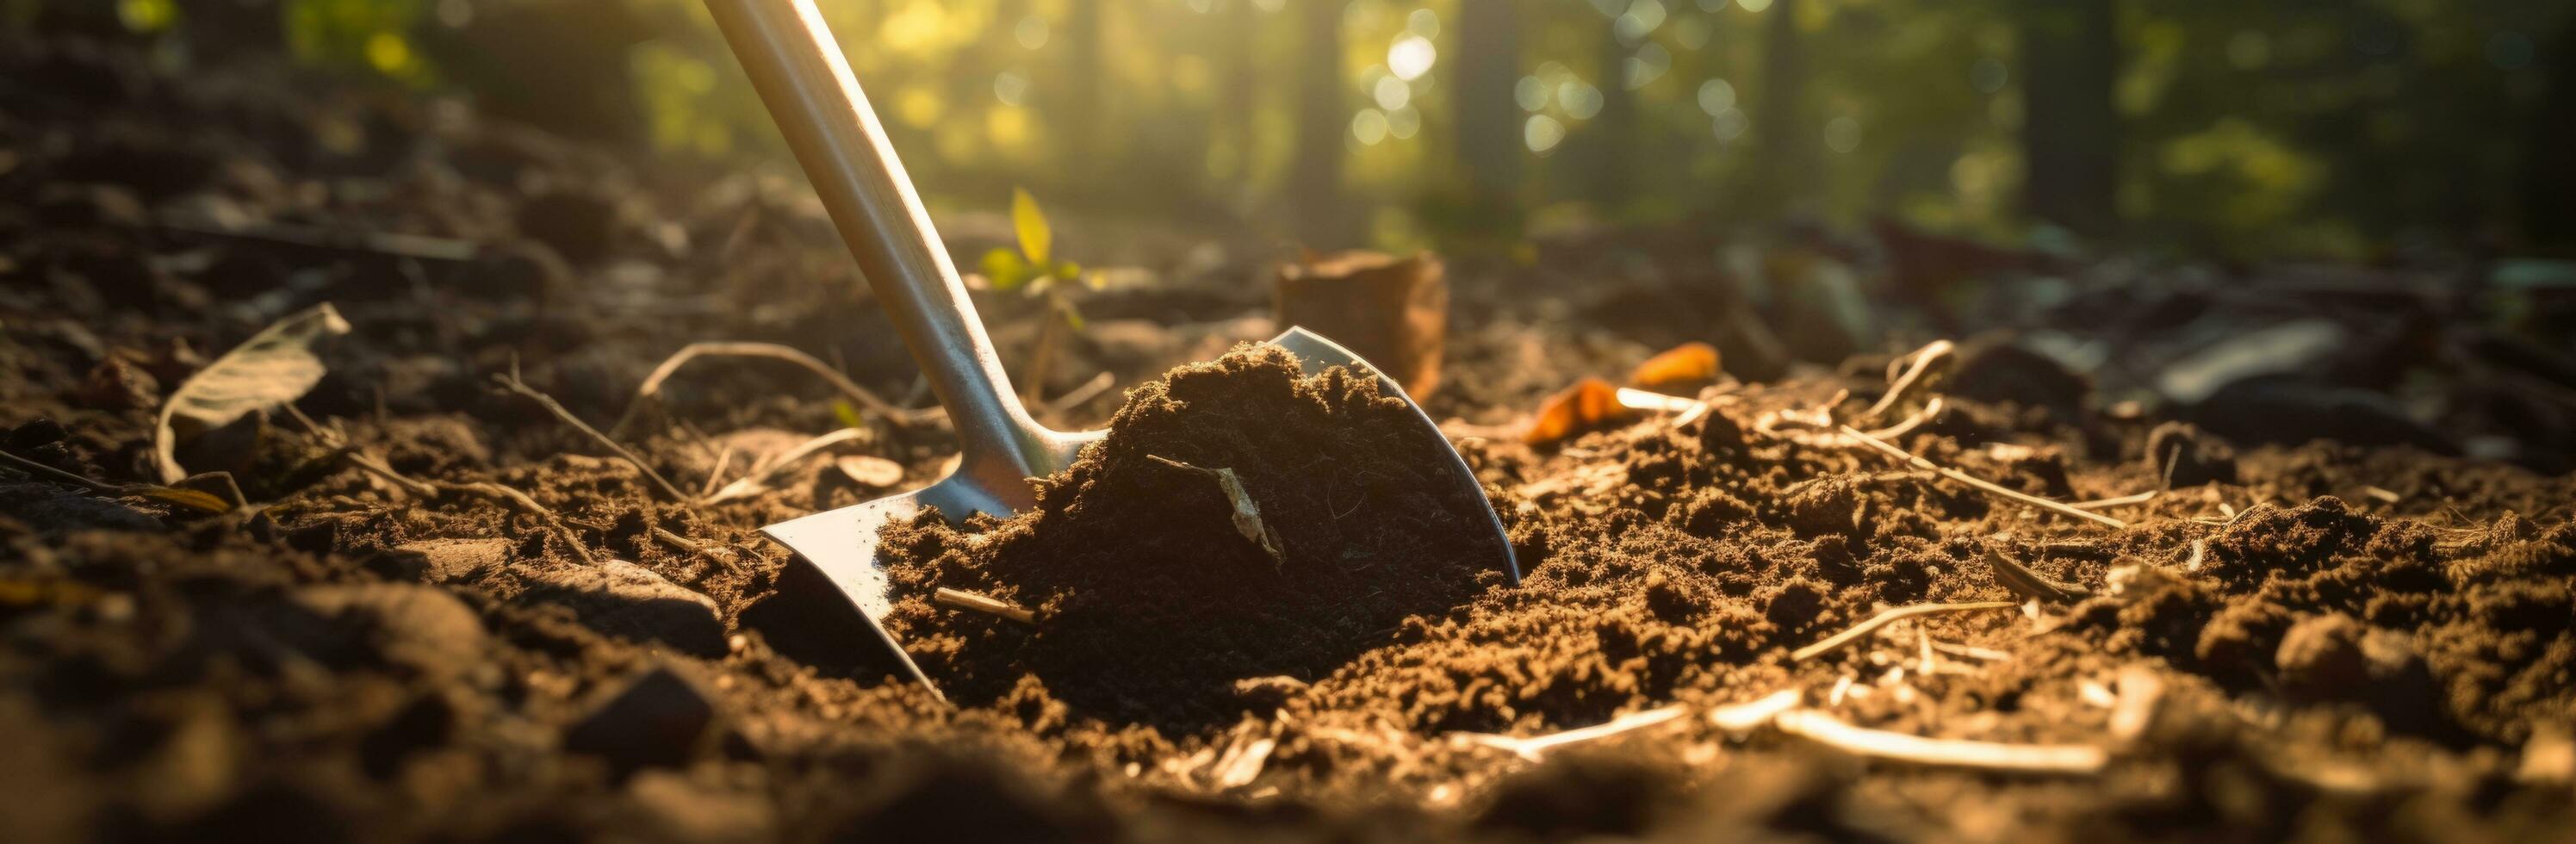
[980,188,1100,402]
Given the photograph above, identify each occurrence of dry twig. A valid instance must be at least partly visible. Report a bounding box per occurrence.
[1792,600,2021,662]
[2069,490,2160,511]
[934,587,1038,624]
[1837,425,2126,530]
[608,341,936,439]
[493,369,691,505]
[1858,339,1954,425]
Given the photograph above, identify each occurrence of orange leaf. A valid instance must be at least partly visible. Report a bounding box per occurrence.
[1628,342,1720,390]
[1524,378,1641,446]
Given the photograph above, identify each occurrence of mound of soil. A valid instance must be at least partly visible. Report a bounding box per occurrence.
[878,345,1495,729]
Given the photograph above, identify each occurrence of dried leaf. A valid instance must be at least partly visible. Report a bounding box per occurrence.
[126,485,233,514]
[834,455,904,488]
[1148,456,1287,568]
[1628,342,1719,389]
[154,302,350,483]
[1524,377,1640,446]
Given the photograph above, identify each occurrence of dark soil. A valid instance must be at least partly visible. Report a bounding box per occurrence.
[3,33,2573,844]
[876,345,1495,729]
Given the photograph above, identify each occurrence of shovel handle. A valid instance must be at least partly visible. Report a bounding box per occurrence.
[705,0,1048,469]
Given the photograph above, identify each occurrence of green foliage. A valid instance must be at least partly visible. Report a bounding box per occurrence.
[981,188,1094,331]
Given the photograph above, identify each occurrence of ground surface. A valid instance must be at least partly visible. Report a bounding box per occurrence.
[3,35,2574,842]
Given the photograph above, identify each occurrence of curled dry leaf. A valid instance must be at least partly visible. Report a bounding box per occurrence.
[155,302,350,483]
[1524,377,1639,447]
[1147,455,1288,569]
[1628,342,1720,390]
[834,455,904,488]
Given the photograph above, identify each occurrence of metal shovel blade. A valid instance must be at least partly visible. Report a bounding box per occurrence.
[760,327,1518,694]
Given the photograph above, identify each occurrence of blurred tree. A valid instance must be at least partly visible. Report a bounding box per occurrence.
[1752,0,1815,216]
[1291,0,1347,247]
[180,0,285,61]
[1452,0,1522,232]
[2524,14,2576,247]
[1576,10,1636,211]
[412,0,655,143]
[2019,0,2119,235]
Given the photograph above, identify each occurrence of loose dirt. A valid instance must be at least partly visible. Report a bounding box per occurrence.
[1,33,2572,843]
[873,345,1494,729]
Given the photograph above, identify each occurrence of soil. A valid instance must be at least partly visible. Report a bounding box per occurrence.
[874,345,1496,730]
[3,33,2574,843]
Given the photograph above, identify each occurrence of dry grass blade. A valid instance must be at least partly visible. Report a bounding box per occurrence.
[0,448,115,492]
[1859,339,1953,425]
[1773,709,2108,774]
[1837,425,2126,530]
[935,587,1037,624]
[494,369,691,505]
[338,450,599,568]
[1455,705,1688,761]
[1709,689,1804,734]
[1791,600,2021,662]
[2070,490,2160,511]
[1041,370,1118,415]
[1980,547,2091,604]
[704,428,868,503]
[608,341,936,438]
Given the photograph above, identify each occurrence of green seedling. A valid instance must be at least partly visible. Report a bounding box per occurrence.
[981,188,1100,402]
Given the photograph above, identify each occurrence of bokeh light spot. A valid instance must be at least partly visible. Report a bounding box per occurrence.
[1524,115,1567,153]
[1388,35,1437,81]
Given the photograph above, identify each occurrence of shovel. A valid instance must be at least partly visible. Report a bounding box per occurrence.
[705,0,1518,695]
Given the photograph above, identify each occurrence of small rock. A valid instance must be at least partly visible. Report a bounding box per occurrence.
[376,537,514,582]
[2144,420,2238,488]
[624,771,776,843]
[78,355,160,410]
[518,561,726,657]
[1232,675,1308,708]
[294,583,488,684]
[2275,612,2436,731]
[564,666,715,777]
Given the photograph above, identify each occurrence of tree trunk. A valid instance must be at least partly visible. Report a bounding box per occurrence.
[1752,0,1814,215]
[1061,0,1106,193]
[1581,18,1637,210]
[2018,0,2120,235]
[1290,0,1348,247]
[1451,0,1521,229]
[2524,15,2576,247]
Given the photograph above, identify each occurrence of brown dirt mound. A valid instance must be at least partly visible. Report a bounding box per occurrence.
[878,344,1497,729]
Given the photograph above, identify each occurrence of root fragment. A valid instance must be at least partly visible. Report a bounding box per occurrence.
[1772,709,2108,775]
[1792,600,2021,662]
[1453,705,1689,761]
[494,368,691,505]
[608,341,937,440]
[1837,425,2126,530]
